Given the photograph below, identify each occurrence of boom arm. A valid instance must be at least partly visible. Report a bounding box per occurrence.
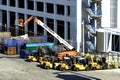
[23,16,34,26]
[34,17,74,50]
[15,16,34,27]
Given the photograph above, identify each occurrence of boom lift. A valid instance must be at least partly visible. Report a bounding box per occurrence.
[15,16,34,27]
[72,56,89,71]
[16,16,74,50]
[15,16,77,60]
[34,17,76,60]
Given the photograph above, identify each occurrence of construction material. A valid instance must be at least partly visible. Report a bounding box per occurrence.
[2,38,16,47]
[0,32,11,38]
[6,46,16,55]
[25,42,55,50]
[27,36,47,43]
[19,50,30,58]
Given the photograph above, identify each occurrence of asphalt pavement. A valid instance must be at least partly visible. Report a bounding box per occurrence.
[0,53,120,80]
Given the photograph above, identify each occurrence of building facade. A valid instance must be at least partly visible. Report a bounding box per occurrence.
[0,0,103,52]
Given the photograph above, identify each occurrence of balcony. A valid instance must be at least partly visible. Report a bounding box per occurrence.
[85,8,102,19]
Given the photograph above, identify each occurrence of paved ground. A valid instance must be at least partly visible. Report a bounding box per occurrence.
[0,53,120,80]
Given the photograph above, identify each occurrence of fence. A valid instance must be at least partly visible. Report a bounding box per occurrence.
[95,52,120,68]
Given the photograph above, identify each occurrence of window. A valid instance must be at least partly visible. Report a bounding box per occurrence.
[10,12,16,36]
[2,10,7,32]
[47,3,54,13]
[47,18,54,42]
[10,0,15,7]
[18,0,24,8]
[28,0,34,10]
[28,15,34,36]
[112,35,120,52]
[2,0,7,5]
[57,5,64,15]
[67,22,70,40]
[2,10,7,24]
[10,12,16,26]
[57,20,64,38]
[18,13,25,35]
[67,6,70,16]
[37,17,44,35]
[37,2,44,12]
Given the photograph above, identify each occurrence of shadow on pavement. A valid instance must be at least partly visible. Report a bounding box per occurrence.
[53,71,101,80]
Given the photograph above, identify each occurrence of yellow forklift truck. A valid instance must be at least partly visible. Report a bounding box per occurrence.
[42,55,54,69]
[86,54,102,70]
[26,50,38,62]
[27,56,38,62]
[85,54,110,70]
[58,55,74,71]
[72,56,89,71]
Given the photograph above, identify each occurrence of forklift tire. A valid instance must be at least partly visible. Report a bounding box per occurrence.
[60,67,65,71]
[73,67,79,71]
[53,64,57,70]
[73,67,76,71]
[46,66,50,69]
[86,66,90,71]
[54,66,57,70]
[76,68,79,71]
[102,63,108,70]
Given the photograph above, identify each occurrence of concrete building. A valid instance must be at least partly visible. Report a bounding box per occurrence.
[0,0,103,52]
[100,0,120,52]
[101,0,120,28]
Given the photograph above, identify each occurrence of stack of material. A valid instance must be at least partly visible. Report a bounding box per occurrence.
[7,46,16,55]
[25,36,47,43]
[25,42,54,50]
[1,38,17,55]
[0,32,11,38]
[16,39,24,54]
[19,50,30,58]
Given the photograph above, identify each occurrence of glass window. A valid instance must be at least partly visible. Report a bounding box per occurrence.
[47,3,54,13]
[57,20,64,38]
[37,17,44,35]
[28,0,34,10]
[28,15,34,36]
[18,0,24,8]
[10,0,15,7]
[10,12,16,36]
[2,10,7,32]
[47,18,54,42]
[57,5,64,15]
[67,22,70,40]
[67,6,70,16]
[37,2,44,12]
[18,13,25,35]
[2,0,7,5]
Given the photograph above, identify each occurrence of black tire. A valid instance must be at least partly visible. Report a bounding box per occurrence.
[46,66,50,69]
[43,63,46,69]
[58,65,61,70]
[110,65,114,69]
[54,66,57,70]
[86,66,90,71]
[73,67,76,71]
[76,68,79,71]
[102,63,108,70]
[60,67,63,71]
[73,67,79,71]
